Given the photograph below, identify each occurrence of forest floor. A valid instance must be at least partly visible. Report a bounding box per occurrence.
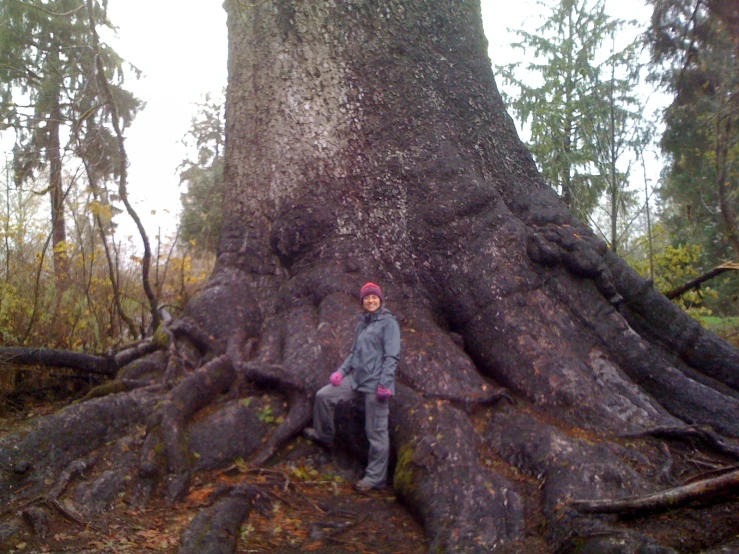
[4,394,739,553]
[0,399,428,554]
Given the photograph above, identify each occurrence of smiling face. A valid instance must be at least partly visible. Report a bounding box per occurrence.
[362,294,381,313]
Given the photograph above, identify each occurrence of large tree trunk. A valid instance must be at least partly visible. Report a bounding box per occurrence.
[3,1,739,553]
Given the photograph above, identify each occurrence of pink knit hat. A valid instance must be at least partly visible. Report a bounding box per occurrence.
[360,282,383,304]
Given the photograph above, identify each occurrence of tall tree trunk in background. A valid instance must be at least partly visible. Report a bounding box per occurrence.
[47,66,68,281]
[3,2,739,553]
[716,114,739,257]
[608,59,619,254]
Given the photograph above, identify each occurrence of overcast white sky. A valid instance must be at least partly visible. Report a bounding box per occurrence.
[6,0,655,243]
[102,0,229,240]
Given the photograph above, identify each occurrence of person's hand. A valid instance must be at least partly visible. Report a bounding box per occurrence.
[330,372,343,386]
[377,386,392,401]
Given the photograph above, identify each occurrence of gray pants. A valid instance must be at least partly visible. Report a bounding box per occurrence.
[313,378,390,487]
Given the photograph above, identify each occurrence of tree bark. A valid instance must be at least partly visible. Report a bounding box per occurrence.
[46,57,68,282]
[3,1,739,553]
[210,0,739,549]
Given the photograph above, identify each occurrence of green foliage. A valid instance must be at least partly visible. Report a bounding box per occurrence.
[1,0,141,281]
[646,0,739,262]
[496,0,649,241]
[0,166,213,351]
[627,223,718,317]
[583,41,652,254]
[178,92,225,254]
[289,465,321,481]
[0,0,140,181]
[257,404,276,424]
[699,316,739,349]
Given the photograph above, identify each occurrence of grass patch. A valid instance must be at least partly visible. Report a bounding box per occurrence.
[700,316,739,328]
[699,316,739,348]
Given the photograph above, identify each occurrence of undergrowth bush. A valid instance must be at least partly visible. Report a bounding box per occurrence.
[0,214,214,404]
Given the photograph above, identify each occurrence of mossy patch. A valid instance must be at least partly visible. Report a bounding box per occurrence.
[393,441,418,495]
[151,325,171,349]
[81,381,128,402]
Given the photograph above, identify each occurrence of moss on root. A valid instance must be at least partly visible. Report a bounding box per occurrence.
[393,441,418,495]
[80,381,129,402]
[151,325,171,350]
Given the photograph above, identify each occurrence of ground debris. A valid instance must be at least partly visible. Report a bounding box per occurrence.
[0,402,426,554]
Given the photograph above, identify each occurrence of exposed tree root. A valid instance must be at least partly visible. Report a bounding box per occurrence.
[2,456,96,532]
[548,262,739,438]
[113,341,162,369]
[139,355,236,502]
[233,362,312,466]
[169,317,226,356]
[484,407,656,547]
[623,426,739,460]
[392,385,524,552]
[235,362,305,391]
[400,307,499,399]
[553,529,677,554]
[81,379,160,401]
[0,387,160,509]
[179,484,271,554]
[0,347,117,376]
[0,339,163,377]
[21,506,49,538]
[4,281,739,552]
[423,389,515,413]
[607,253,739,392]
[45,496,85,525]
[49,457,97,500]
[229,299,356,465]
[570,468,739,515]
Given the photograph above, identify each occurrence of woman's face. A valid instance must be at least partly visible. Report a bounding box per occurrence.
[362,294,381,313]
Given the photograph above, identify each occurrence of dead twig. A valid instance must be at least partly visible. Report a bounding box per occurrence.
[657,442,674,484]
[11,483,33,496]
[224,465,329,514]
[0,495,43,517]
[264,487,300,510]
[570,468,739,515]
[45,497,85,525]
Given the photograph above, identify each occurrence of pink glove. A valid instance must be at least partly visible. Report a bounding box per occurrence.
[377,386,392,401]
[330,372,343,386]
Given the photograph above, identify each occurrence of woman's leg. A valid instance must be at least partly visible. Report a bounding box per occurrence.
[361,393,390,487]
[312,378,354,445]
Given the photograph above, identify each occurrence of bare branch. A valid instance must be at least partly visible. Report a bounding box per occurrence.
[84,0,160,332]
[664,261,739,299]
[10,0,85,18]
[570,468,739,515]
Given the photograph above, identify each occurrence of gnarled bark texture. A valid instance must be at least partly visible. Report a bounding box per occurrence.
[2,1,739,553]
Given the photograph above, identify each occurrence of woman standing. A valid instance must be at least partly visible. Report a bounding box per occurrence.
[304,282,401,491]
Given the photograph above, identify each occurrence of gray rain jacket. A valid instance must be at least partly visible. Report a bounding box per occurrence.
[337,306,400,394]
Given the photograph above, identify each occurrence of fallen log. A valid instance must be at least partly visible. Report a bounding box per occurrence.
[0,347,115,376]
[0,340,164,377]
